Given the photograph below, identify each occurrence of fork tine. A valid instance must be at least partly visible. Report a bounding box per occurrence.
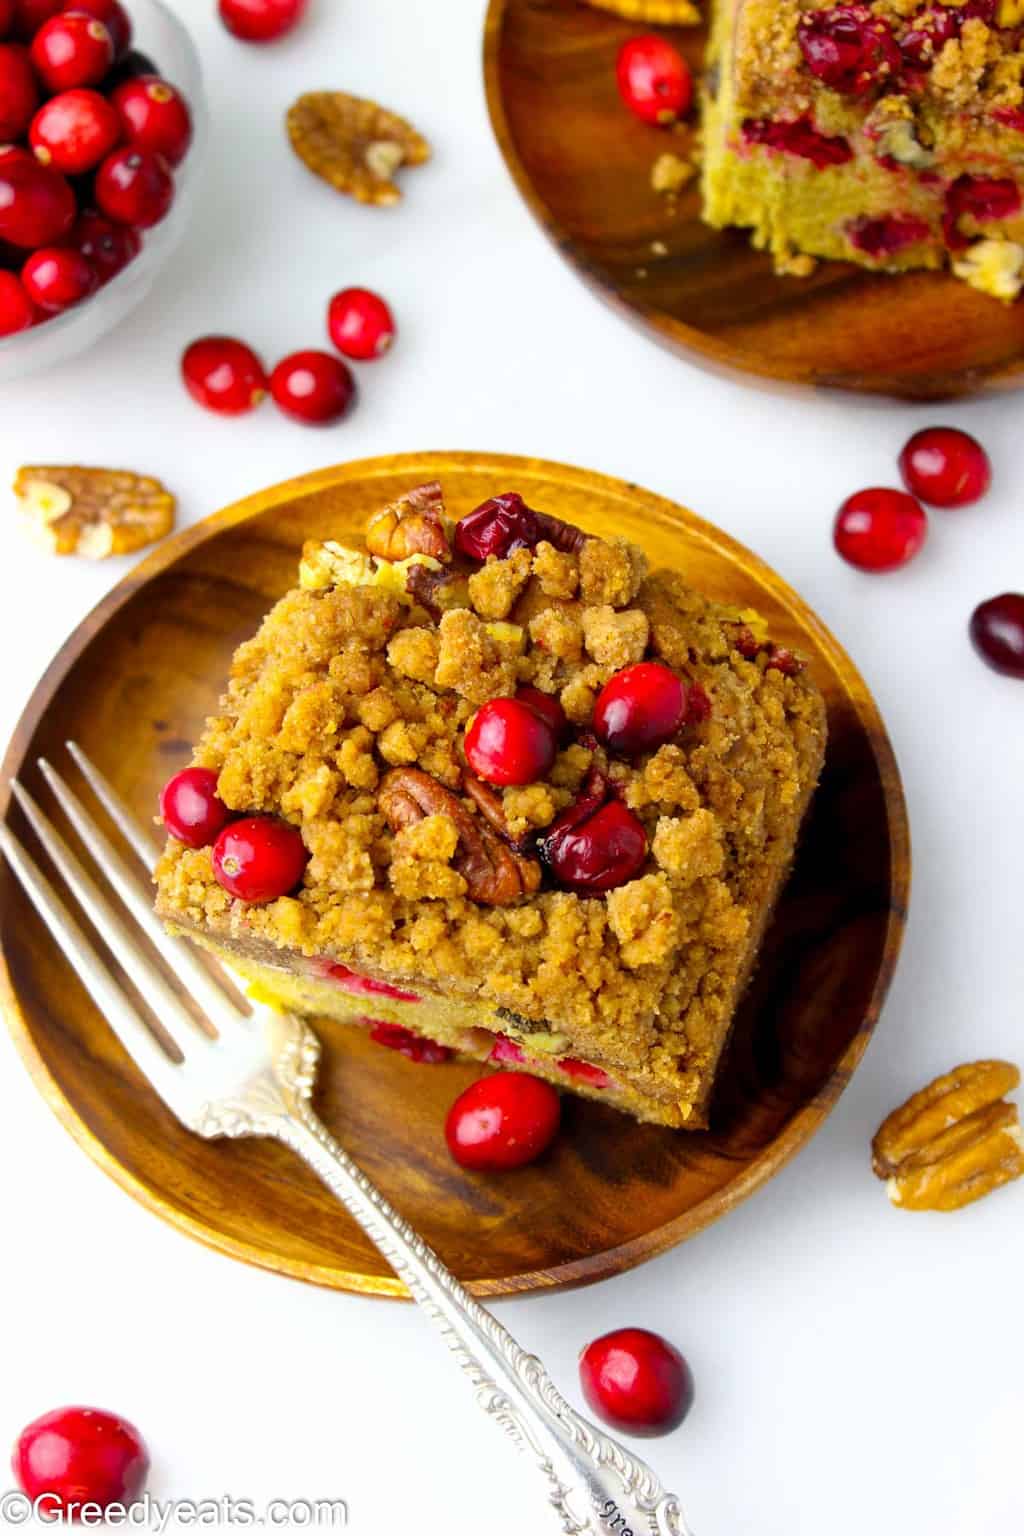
[0,823,184,1102]
[36,760,246,1038]
[12,781,214,1059]
[65,739,163,869]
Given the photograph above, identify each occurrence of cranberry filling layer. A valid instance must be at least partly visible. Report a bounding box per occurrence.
[743,117,853,168]
[321,962,420,1003]
[847,214,931,257]
[367,1020,450,1063]
[489,1034,527,1065]
[943,175,1022,249]
[559,1057,613,1089]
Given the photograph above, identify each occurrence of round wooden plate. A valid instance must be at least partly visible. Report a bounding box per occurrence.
[484,0,1024,400]
[0,452,909,1298]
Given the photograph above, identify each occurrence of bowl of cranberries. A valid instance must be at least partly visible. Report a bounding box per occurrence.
[0,0,205,381]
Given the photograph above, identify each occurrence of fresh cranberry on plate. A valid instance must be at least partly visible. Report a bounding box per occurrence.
[579,1328,694,1437]
[31,11,114,92]
[270,349,355,425]
[30,88,120,173]
[969,593,1024,679]
[0,267,33,331]
[212,815,308,903]
[65,0,131,56]
[327,286,396,361]
[182,336,268,415]
[616,34,692,125]
[12,1406,149,1515]
[0,155,75,247]
[218,0,307,43]
[833,487,927,571]
[95,144,174,227]
[465,696,558,787]
[68,207,139,280]
[0,42,38,139]
[594,662,687,758]
[22,243,95,309]
[898,426,991,508]
[111,75,192,166]
[445,1071,561,1171]
[160,766,232,848]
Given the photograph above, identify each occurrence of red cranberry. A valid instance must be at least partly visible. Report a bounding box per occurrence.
[993,106,1024,131]
[327,285,395,361]
[368,1020,450,1063]
[944,174,1021,248]
[0,0,12,31]
[218,0,307,43]
[105,45,155,87]
[579,1329,694,1437]
[594,662,687,757]
[445,1071,561,1171]
[687,680,712,721]
[833,487,927,572]
[68,206,138,280]
[31,11,113,91]
[11,0,61,41]
[0,267,32,331]
[212,816,308,902]
[616,34,692,126]
[182,336,268,416]
[159,766,231,848]
[22,243,95,310]
[846,213,930,257]
[797,5,899,94]
[270,349,355,425]
[0,42,36,138]
[12,1406,149,1515]
[489,1033,526,1065]
[96,145,173,227]
[742,116,853,168]
[454,492,542,561]
[30,87,121,173]
[539,794,647,893]
[111,75,192,167]
[899,427,991,508]
[969,593,1024,679]
[515,684,567,740]
[65,0,130,55]
[323,963,420,1003]
[465,696,558,786]
[559,1057,612,1089]
[900,6,959,68]
[0,156,75,247]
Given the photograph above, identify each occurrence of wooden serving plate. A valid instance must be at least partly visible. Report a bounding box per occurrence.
[0,452,909,1298]
[484,0,1024,400]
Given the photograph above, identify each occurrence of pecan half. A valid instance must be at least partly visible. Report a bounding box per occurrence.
[533,508,589,556]
[379,768,541,906]
[287,92,430,206]
[365,482,451,564]
[14,465,175,559]
[872,1060,1024,1212]
[462,772,533,854]
[404,562,469,621]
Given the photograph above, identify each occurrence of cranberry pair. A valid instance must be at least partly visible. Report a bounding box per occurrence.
[160,766,307,903]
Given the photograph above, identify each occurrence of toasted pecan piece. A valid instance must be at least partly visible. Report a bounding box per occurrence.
[14,465,175,559]
[287,92,431,206]
[380,768,541,906]
[462,772,533,855]
[581,0,700,22]
[365,481,451,564]
[873,1061,1024,1212]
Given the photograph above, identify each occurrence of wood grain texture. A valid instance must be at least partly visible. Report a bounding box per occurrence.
[0,451,910,1298]
[484,0,1024,400]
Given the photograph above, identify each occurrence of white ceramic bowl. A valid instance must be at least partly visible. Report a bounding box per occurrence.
[0,0,206,384]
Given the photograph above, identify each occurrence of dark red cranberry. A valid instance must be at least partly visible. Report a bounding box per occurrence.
[539,792,647,893]
[182,336,268,416]
[445,1071,561,1171]
[0,0,12,32]
[899,6,959,68]
[31,11,114,91]
[160,766,231,848]
[104,46,156,87]
[616,34,692,126]
[969,593,1024,679]
[0,156,75,247]
[327,285,395,360]
[368,1020,450,1063]
[454,492,542,561]
[742,116,853,168]
[899,426,991,508]
[489,1033,526,1065]
[833,487,928,572]
[465,696,558,786]
[579,1329,694,1437]
[687,681,712,721]
[323,963,420,1003]
[270,349,355,424]
[11,0,61,41]
[594,662,687,757]
[21,243,95,310]
[12,1407,149,1515]
[846,213,930,257]
[68,207,139,280]
[797,5,899,94]
[111,76,192,167]
[944,175,1021,248]
[66,0,131,55]
[212,816,308,902]
[218,0,307,43]
[559,1057,612,1089]
[30,88,121,173]
[515,685,567,740]
[0,42,36,140]
[993,106,1024,132]
[0,267,33,331]
[96,145,174,227]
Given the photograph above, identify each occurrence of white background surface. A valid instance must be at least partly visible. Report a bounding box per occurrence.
[1,2,1021,1532]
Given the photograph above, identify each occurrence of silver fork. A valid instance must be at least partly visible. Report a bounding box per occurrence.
[2,743,693,1536]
